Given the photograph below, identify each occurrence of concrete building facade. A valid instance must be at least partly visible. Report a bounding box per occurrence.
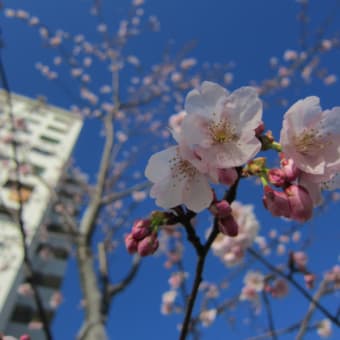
[0,91,82,339]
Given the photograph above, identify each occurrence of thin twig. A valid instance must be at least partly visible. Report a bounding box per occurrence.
[247,248,340,327]
[262,290,278,340]
[296,278,328,340]
[179,176,240,340]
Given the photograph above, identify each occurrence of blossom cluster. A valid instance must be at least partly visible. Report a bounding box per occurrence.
[145,81,263,213]
[145,81,340,225]
[125,218,159,257]
[262,96,340,220]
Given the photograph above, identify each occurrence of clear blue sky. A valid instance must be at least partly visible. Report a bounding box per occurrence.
[1,1,340,339]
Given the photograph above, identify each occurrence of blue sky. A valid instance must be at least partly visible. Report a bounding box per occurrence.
[1,0,340,339]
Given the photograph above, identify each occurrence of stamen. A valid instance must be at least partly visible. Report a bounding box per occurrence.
[208,118,237,144]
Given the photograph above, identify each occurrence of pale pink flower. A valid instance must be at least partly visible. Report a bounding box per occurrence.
[211,202,259,266]
[243,271,265,292]
[283,49,298,61]
[180,58,197,70]
[181,81,262,168]
[280,96,340,177]
[168,272,188,289]
[240,285,259,302]
[324,74,337,86]
[321,39,333,51]
[145,141,213,212]
[161,290,177,315]
[317,319,332,338]
[132,191,146,202]
[199,309,217,327]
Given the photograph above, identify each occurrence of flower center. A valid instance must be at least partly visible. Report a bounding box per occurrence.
[294,128,330,156]
[208,119,237,144]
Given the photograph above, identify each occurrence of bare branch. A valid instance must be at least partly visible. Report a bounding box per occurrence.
[296,278,328,340]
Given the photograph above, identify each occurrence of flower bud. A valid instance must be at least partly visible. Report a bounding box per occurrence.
[20,335,31,340]
[285,185,313,222]
[218,215,239,237]
[304,273,315,289]
[268,168,286,187]
[263,186,291,218]
[125,234,138,254]
[255,122,265,136]
[270,279,289,298]
[210,200,232,218]
[137,233,159,256]
[131,219,151,240]
[281,157,300,182]
[292,251,308,271]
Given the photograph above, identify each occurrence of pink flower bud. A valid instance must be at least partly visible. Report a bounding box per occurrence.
[285,185,313,222]
[304,273,315,289]
[292,251,308,271]
[268,168,286,187]
[210,200,232,218]
[137,233,159,256]
[270,279,289,298]
[255,122,265,136]
[281,157,300,182]
[218,215,239,237]
[218,168,238,186]
[263,186,291,218]
[20,335,31,340]
[131,219,151,240]
[125,234,138,254]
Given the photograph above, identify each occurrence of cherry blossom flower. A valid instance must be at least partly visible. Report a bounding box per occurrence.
[161,290,177,315]
[181,81,262,169]
[211,202,259,266]
[145,140,213,212]
[280,96,340,178]
[243,271,265,292]
[317,319,332,338]
[199,309,217,327]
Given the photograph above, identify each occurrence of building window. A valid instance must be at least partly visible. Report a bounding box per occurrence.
[47,223,66,234]
[4,180,34,204]
[54,114,73,125]
[40,135,60,144]
[31,146,55,157]
[31,164,45,176]
[47,125,67,134]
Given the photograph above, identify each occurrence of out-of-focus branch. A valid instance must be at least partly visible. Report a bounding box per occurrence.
[101,180,151,205]
[296,278,328,340]
[76,68,118,340]
[108,254,141,298]
[246,322,316,340]
[262,291,277,340]
[248,248,340,327]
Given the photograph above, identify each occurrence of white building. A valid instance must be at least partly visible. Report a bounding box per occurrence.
[0,91,83,339]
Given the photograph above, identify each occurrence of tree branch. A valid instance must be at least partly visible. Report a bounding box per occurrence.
[247,248,340,327]
[179,176,240,340]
